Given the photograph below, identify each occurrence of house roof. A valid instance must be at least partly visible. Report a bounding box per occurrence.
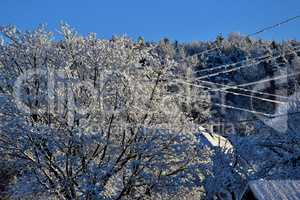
[197,127,233,151]
[246,179,300,200]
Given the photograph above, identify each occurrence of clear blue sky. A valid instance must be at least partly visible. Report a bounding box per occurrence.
[1,0,300,42]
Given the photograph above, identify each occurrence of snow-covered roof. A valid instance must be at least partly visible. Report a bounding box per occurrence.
[197,127,232,151]
[244,179,300,200]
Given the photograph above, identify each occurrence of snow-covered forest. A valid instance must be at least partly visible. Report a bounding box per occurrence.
[0,25,300,200]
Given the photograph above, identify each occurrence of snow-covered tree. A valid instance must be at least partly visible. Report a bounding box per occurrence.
[0,24,206,199]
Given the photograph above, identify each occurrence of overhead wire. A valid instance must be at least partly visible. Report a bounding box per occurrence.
[172,92,275,118]
[173,78,287,104]
[170,15,300,119]
[193,46,300,80]
[180,15,300,69]
[193,79,289,100]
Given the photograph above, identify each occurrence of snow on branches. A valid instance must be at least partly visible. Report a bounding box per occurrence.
[0,24,206,200]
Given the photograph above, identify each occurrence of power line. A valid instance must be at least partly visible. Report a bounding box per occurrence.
[247,15,300,37]
[203,71,300,92]
[181,15,300,64]
[173,89,300,120]
[207,110,300,127]
[207,118,263,126]
[224,71,300,89]
[171,15,300,124]
[192,43,300,76]
[171,70,300,105]
[194,79,289,100]
[173,79,287,104]
[173,93,275,117]
[192,53,270,75]
[172,61,294,103]
[193,46,300,80]
[271,110,300,118]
